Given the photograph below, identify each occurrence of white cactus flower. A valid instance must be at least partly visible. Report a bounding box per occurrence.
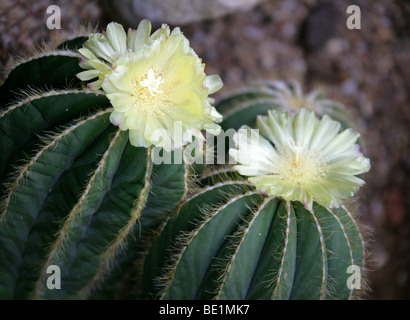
[229,108,370,209]
[77,20,223,151]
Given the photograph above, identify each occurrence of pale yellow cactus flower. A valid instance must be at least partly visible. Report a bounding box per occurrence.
[77,20,223,150]
[229,108,370,209]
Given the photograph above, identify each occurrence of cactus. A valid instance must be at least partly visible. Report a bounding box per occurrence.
[0,39,189,299]
[138,97,370,300]
[139,170,366,300]
[216,80,354,132]
[0,21,370,301]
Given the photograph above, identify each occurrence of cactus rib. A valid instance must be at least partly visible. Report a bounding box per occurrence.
[271,201,293,299]
[0,109,112,298]
[34,127,125,298]
[1,50,82,85]
[327,208,355,299]
[78,147,154,298]
[158,190,260,300]
[342,205,366,266]
[213,196,273,300]
[0,89,104,120]
[308,208,328,300]
[221,98,279,119]
[0,108,113,223]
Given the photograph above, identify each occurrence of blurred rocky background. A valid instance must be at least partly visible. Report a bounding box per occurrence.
[1,0,409,299]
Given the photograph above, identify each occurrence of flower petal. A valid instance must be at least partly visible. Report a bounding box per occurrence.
[87,79,103,90]
[84,34,116,64]
[77,70,100,81]
[205,74,223,94]
[129,127,151,148]
[78,48,98,60]
[309,114,341,151]
[109,111,128,130]
[127,19,152,52]
[293,108,317,146]
[229,126,277,176]
[106,93,133,112]
[106,22,127,54]
[321,128,360,158]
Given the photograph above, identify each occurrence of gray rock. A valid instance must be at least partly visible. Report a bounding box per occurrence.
[101,0,267,26]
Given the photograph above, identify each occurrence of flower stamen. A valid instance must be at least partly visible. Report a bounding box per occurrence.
[276,143,328,185]
[139,68,164,96]
[130,68,170,118]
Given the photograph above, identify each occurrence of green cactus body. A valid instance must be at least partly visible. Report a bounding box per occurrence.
[0,25,369,301]
[140,170,365,300]
[0,42,189,299]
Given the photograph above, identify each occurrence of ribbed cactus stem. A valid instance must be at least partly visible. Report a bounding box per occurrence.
[342,204,366,265]
[34,127,125,298]
[0,108,112,224]
[0,89,104,120]
[2,49,82,84]
[0,44,190,299]
[213,196,273,300]
[222,97,278,121]
[78,147,154,299]
[270,201,293,300]
[0,30,369,301]
[140,171,367,300]
[327,208,356,299]
[0,109,112,298]
[158,189,260,300]
[309,207,328,300]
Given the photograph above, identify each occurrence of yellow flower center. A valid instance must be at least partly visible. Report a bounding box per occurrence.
[276,142,328,186]
[131,68,172,117]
